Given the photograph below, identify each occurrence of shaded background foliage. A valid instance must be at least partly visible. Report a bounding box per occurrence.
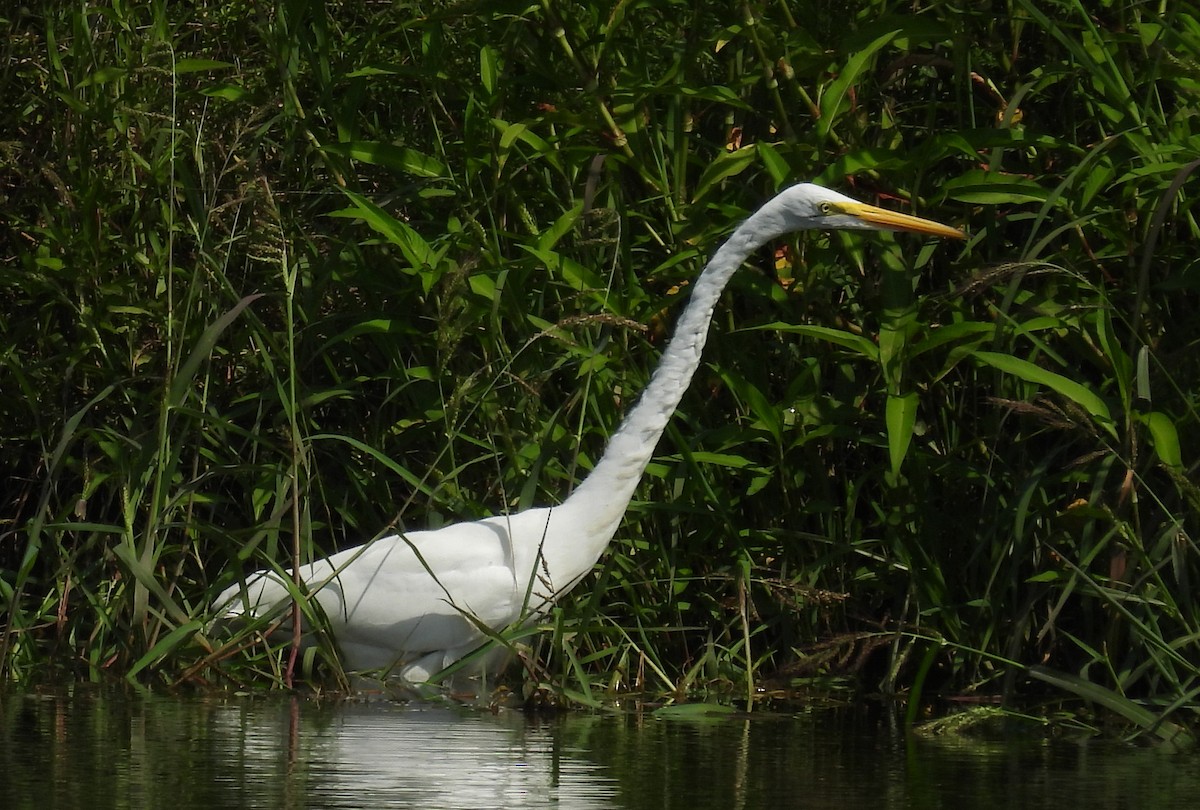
[1,0,1197,730]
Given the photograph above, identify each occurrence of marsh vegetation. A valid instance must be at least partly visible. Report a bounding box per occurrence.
[2,1,1197,741]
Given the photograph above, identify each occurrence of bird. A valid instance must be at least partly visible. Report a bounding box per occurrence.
[214,182,965,682]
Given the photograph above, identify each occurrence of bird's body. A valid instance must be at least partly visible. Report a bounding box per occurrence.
[215,183,963,680]
[222,503,606,680]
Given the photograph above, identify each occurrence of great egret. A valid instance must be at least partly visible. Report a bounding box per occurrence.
[215,182,964,681]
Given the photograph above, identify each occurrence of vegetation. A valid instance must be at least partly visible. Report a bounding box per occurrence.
[2,0,1197,740]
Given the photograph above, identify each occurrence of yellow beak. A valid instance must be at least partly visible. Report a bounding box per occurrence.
[832,201,966,240]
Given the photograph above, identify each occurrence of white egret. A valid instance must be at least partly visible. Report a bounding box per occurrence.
[215,182,964,681]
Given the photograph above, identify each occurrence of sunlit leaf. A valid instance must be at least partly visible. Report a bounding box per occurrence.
[749,323,880,361]
[886,392,918,476]
[756,142,790,187]
[818,29,900,139]
[693,145,759,202]
[1139,411,1183,468]
[324,142,447,178]
[174,58,234,73]
[201,82,250,101]
[1029,666,1193,747]
[480,45,499,95]
[653,703,736,719]
[331,189,438,270]
[942,171,1052,204]
[972,350,1115,436]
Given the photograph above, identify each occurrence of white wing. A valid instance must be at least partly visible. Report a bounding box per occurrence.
[216,506,569,673]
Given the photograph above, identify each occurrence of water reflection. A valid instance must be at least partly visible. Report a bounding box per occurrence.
[3,690,1199,809]
[217,699,618,808]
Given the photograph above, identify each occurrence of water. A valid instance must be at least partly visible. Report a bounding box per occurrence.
[3,689,1197,809]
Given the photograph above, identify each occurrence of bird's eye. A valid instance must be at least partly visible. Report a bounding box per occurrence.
[817,201,834,215]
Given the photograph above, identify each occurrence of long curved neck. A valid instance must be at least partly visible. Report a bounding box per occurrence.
[559,221,768,550]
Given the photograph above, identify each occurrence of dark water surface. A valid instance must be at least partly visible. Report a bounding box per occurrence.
[3,689,1197,809]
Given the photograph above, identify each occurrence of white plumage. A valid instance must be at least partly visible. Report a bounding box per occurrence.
[215,183,964,680]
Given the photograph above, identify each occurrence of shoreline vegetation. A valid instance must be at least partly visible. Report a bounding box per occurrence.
[2,1,1197,742]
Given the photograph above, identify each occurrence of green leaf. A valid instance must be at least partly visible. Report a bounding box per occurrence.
[169,295,264,410]
[664,451,764,471]
[537,203,584,251]
[126,621,204,681]
[653,703,736,719]
[76,66,127,87]
[519,245,603,291]
[749,323,880,361]
[468,273,497,300]
[1135,345,1151,402]
[756,142,790,187]
[174,58,234,74]
[311,434,433,498]
[910,321,994,357]
[317,318,417,354]
[1029,666,1193,748]
[323,142,447,178]
[492,118,552,173]
[886,392,918,476]
[111,542,192,625]
[1139,411,1183,468]
[332,189,437,270]
[480,45,499,95]
[942,170,1051,204]
[818,29,900,140]
[201,83,251,102]
[971,350,1115,436]
[693,145,759,202]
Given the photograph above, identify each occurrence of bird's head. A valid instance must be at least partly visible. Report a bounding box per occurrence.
[754,182,965,242]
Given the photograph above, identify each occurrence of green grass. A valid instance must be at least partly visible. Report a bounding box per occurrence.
[1,0,1197,739]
